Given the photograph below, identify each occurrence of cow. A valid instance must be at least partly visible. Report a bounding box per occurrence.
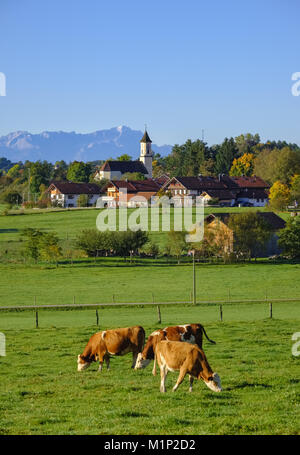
[135,323,216,375]
[77,326,145,372]
[154,340,222,393]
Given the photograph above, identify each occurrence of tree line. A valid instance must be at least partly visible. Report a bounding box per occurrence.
[1,132,300,210]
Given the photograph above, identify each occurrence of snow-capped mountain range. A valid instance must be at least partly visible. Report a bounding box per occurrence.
[0,126,172,163]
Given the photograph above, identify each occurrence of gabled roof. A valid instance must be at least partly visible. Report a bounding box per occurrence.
[153,174,171,187]
[48,181,101,195]
[205,212,285,231]
[100,160,148,174]
[140,130,152,143]
[104,179,160,193]
[228,176,269,189]
[165,176,228,190]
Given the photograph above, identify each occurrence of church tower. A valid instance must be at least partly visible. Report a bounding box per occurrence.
[139,129,153,178]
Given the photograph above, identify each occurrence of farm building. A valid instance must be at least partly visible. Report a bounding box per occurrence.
[47,181,101,208]
[205,212,286,257]
[101,179,161,207]
[162,175,269,207]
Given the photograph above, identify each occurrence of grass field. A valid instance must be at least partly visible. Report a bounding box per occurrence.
[1,206,299,435]
[0,305,299,435]
[1,261,300,307]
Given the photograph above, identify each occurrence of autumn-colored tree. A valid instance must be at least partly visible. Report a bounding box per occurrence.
[290,174,300,204]
[269,181,291,211]
[229,153,254,177]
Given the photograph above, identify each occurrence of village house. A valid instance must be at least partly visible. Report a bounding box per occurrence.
[205,211,286,257]
[47,181,101,208]
[94,130,154,181]
[162,175,270,207]
[101,179,161,207]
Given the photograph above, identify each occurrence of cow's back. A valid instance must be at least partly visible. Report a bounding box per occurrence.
[102,326,145,354]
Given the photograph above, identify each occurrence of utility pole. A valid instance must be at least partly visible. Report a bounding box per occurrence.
[193,250,196,305]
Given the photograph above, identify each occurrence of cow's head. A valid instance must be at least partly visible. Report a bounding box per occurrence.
[204,373,222,392]
[134,352,151,369]
[77,354,92,371]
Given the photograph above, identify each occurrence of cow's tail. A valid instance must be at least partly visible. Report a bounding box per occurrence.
[201,325,216,344]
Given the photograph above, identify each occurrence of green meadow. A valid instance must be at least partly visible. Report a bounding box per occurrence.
[0,307,299,435]
[0,207,299,435]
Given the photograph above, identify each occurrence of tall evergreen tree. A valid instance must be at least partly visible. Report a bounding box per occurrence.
[214,138,238,175]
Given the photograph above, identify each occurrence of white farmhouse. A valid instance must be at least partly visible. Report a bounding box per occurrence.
[47,182,101,208]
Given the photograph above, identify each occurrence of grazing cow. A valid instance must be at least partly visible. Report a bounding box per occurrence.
[135,323,216,374]
[155,340,222,393]
[77,326,145,372]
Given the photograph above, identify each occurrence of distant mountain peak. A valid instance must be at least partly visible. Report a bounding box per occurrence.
[0,126,172,163]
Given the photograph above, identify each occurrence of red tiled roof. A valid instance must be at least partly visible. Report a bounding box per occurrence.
[105,179,160,193]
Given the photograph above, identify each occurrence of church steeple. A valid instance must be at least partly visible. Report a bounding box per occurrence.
[139,128,153,178]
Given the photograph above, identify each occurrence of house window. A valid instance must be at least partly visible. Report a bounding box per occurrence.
[68,195,74,199]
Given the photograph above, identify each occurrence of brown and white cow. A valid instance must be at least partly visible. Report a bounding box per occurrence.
[77,326,145,372]
[135,323,216,374]
[154,340,222,393]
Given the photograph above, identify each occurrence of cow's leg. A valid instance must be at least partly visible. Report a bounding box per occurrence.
[160,366,167,393]
[98,353,105,372]
[172,367,187,392]
[131,350,138,369]
[104,354,110,370]
[152,354,157,376]
[188,375,194,392]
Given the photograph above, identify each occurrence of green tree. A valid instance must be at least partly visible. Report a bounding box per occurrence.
[278,218,300,259]
[39,232,62,266]
[228,212,273,260]
[214,138,238,175]
[7,164,21,179]
[117,154,132,161]
[67,161,92,183]
[166,230,187,263]
[121,172,145,181]
[235,133,260,156]
[77,194,89,207]
[29,160,53,194]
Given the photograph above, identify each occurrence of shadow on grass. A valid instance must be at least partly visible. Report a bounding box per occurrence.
[226,381,272,391]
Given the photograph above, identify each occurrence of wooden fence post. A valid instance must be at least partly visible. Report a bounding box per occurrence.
[96,309,99,326]
[157,305,161,324]
[220,304,223,322]
[269,302,273,319]
[35,310,38,328]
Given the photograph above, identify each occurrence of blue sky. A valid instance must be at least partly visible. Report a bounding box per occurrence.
[0,0,299,146]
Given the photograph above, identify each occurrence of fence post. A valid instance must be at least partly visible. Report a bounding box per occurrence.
[112,294,115,304]
[96,309,99,326]
[220,304,223,322]
[269,302,273,319]
[35,310,38,328]
[157,305,161,324]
